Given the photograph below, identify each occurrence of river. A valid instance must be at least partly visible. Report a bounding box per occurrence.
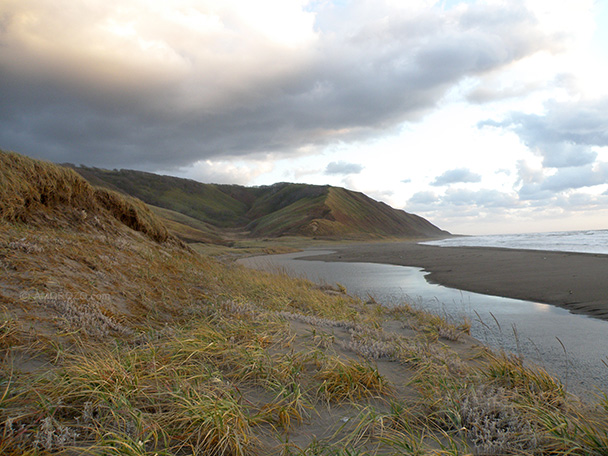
[239,250,608,398]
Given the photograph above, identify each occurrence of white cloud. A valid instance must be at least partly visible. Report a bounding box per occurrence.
[554,192,608,211]
[483,98,608,168]
[431,168,482,186]
[443,188,519,208]
[325,161,364,175]
[408,191,439,205]
[408,187,519,211]
[159,158,273,185]
[540,163,608,192]
[516,160,544,185]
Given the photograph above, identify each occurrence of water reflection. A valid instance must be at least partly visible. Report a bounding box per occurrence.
[238,250,608,397]
[531,302,554,313]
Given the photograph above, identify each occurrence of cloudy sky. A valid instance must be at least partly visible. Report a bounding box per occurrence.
[1,0,607,234]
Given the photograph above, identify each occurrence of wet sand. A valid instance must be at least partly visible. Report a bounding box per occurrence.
[303,242,608,321]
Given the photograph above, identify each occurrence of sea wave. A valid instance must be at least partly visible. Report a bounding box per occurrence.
[421,229,608,255]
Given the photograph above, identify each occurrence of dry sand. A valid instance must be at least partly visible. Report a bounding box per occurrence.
[303,241,608,321]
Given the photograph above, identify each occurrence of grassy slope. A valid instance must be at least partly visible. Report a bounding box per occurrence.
[2,150,606,455]
[71,167,449,241]
[1,152,171,244]
[72,166,250,227]
[327,187,449,237]
[247,185,450,239]
[148,204,228,244]
[245,184,332,237]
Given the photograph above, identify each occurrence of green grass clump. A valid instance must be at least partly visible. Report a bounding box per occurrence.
[528,390,608,456]
[480,351,566,405]
[317,358,392,403]
[260,383,313,431]
[165,386,255,455]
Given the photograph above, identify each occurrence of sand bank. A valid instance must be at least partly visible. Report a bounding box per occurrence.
[302,242,608,321]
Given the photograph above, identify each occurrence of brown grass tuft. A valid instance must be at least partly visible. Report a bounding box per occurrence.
[0,150,95,221]
[94,187,170,243]
[317,357,392,403]
[0,150,171,243]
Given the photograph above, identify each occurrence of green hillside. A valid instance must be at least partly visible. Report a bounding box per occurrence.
[71,166,449,242]
[72,167,250,227]
[3,150,607,455]
[245,183,332,237]
[324,187,446,237]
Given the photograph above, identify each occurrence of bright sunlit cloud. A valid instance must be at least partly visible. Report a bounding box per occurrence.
[1,0,607,234]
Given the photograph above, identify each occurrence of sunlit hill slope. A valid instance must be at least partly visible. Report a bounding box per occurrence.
[71,166,450,242]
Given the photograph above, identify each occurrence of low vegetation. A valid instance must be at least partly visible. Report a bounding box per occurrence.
[69,165,449,242]
[1,151,171,243]
[1,150,608,455]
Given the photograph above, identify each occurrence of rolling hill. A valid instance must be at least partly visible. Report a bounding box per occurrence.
[2,149,605,455]
[70,166,450,242]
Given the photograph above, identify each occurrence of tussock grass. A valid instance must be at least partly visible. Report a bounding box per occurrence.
[0,317,21,350]
[94,187,171,243]
[480,351,566,406]
[1,150,94,221]
[260,383,313,431]
[317,357,392,403]
[164,386,255,455]
[0,149,171,243]
[1,150,608,455]
[390,303,471,342]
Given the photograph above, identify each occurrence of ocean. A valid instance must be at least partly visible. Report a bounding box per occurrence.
[421,229,608,255]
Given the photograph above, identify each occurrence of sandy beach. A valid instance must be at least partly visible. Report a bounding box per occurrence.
[303,242,608,321]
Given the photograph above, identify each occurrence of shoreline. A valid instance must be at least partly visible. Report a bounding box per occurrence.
[301,241,608,322]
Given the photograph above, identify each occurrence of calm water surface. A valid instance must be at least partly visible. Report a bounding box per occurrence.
[239,250,608,397]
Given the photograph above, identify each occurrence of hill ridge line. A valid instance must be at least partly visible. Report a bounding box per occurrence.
[69,164,450,242]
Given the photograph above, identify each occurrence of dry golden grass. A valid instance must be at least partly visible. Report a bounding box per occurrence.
[0,149,171,243]
[2,150,608,455]
[316,357,392,403]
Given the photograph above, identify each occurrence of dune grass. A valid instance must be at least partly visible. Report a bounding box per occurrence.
[2,150,608,455]
[0,149,171,243]
[3,253,607,455]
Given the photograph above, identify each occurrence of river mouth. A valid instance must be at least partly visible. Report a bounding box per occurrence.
[239,249,608,398]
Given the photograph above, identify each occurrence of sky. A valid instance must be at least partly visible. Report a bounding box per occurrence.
[1,0,608,235]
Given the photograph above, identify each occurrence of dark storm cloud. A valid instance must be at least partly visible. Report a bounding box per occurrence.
[0,1,562,169]
[431,168,482,186]
[325,161,363,175]
[481,98,608,168]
